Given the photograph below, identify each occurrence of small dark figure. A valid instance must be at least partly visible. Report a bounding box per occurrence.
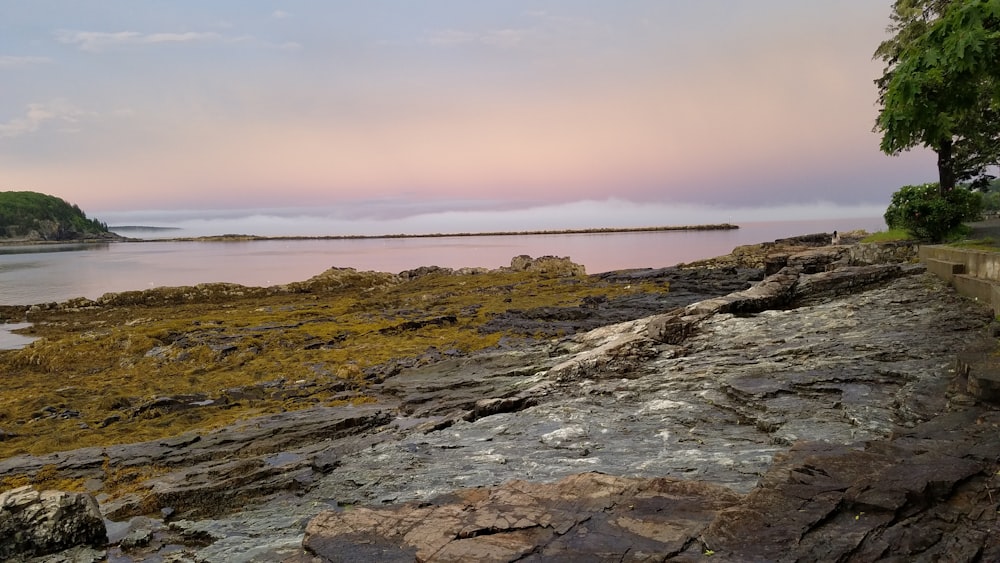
[831,230,841,245]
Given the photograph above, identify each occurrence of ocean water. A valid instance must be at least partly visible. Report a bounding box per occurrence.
[0,217,884,307]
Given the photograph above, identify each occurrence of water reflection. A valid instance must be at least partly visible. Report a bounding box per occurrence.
[0,323,36,350]
[0,218,886,306]
[0,243,110,255]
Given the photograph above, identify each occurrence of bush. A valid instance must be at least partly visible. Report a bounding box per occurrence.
[883,183,982,242]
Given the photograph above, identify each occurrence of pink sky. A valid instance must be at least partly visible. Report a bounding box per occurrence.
[1,2,938,232]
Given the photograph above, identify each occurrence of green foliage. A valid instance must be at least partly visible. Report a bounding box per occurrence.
[874,0,1000,190]
[859,228,914,243]
[884,183,983,241]
[949,237,999,250]
[978,177,1000,211]
[0,191,108,239]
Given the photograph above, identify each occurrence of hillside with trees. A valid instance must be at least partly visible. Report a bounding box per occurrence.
[0,191,112,241]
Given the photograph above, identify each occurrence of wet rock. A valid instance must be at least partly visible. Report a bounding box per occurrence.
[377,348,558,420]
[646,266,802,344]
[0,486,107,560]
[955,347,1000,404]
[785,246,846,272]
[379,315,458,334]
[463,396,537,422]
[302,406,1000,562]
[295,269,989,529]
[484,266,759,337]
[0,407,394,522]
[310,451,341,474]
[649,250,925,345]
[775,232,838,246]
[793,263,924,302]
[702,409,1000,561]
[303,472,741,562]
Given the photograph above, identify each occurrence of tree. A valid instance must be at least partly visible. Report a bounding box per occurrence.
[874,0,1000,193]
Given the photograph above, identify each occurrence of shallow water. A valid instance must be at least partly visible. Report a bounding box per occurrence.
[0,217,884,306]
[0,322,35,350]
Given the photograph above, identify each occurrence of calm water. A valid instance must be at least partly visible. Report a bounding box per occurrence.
[0,218,884,306]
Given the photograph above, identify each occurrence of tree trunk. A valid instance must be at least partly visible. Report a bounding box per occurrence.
[938,138,956,193]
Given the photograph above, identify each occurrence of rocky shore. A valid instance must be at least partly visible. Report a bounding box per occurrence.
[2,234,999,561]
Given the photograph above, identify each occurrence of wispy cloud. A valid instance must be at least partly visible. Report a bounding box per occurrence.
[272,10,290,19]
[0,55,52,68]
[426,28,532,49]
[0,100,92,138]
[55,30,222,52]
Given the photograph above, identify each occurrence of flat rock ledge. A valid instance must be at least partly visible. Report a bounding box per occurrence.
[302,472,741,562]
[302,405,1000,562]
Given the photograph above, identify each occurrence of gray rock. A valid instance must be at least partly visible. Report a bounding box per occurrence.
[0,486,107,560]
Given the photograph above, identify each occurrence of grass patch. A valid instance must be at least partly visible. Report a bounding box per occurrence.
[948,237,1000,252]
[860,229,913,243]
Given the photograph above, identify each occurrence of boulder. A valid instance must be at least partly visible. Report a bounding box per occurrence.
[508,255,586,276]
[0,486,107,560]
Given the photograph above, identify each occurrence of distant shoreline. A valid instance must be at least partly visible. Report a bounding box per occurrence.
[143,223,740,242]
[0,223,739,246]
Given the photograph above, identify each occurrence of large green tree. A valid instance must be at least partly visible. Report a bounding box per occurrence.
[874,0,1000,193]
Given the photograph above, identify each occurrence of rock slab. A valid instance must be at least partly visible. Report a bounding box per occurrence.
[302,407,1000,562]
[303,472,740,562]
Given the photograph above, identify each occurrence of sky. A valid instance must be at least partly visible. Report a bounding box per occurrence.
[1,1,940,235]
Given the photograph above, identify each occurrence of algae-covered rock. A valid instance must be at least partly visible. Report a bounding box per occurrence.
[508,255,586,276]
[285,267,401,293]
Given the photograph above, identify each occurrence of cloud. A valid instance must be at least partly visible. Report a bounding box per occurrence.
[0,55,52,68]
[426,28,531,48]
[272,10,290,19]
[55,30,222,52]
[0,100,92,138]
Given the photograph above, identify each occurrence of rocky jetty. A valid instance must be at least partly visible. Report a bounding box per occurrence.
[1,236,998,561]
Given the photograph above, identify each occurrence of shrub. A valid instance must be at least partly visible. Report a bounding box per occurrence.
[883,183,982,242]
